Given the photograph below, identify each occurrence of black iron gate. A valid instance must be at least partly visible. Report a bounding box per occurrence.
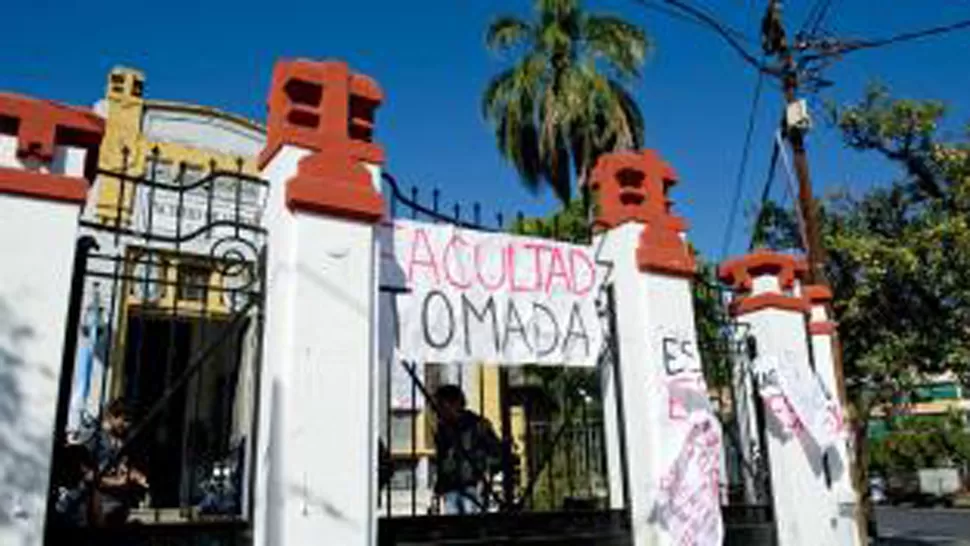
[45,148,267,545]
[376,172,632,545]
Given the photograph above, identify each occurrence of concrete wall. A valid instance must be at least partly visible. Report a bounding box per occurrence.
[0,194,82,546]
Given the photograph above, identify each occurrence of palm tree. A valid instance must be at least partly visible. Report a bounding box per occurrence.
[483,0,649,204]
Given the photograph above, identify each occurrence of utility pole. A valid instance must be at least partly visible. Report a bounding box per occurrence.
[761,0,847,400]
[761,0,826,284]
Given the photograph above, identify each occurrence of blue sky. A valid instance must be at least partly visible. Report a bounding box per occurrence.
[3,0,968,259]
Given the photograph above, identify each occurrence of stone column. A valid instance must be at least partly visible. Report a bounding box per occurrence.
[719,251,839,546]
[0,93,103,545]
[593,150,715,546]
[804,284,860,545]
[253,60,385,546]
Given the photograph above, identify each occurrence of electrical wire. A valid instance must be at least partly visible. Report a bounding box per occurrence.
[800,0,835,35]
[809,0,836,35]
[748,139,779,251]
[637,0,755,44]
[631,0,779,75]
[773,130,810,250]
[720,68,766,260]
[817,18,970,58]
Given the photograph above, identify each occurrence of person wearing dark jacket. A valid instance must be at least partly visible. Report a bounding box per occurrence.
[432,385,501,515]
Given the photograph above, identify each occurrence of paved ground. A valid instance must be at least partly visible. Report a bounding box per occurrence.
[875,506,970,545]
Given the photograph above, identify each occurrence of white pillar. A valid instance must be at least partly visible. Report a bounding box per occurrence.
[719,252,839,546]
[253,60,386,546]
[804,284,860,545]
[0,94,103,545]
[597,222,657,544]
[593,150,716,546]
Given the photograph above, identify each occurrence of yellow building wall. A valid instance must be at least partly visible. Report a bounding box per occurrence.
[96,66,261,398]
[95,67,260,224]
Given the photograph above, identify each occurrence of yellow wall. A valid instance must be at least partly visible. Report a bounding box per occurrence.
[95,66,260,224]
[97,66,261,398]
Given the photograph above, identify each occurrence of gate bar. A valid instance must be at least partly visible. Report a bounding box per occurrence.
[44,235,99,536]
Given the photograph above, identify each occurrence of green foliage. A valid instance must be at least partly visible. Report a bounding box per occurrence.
[692,262,734,390]
[750,199,802,251]
[830,84,963,203]
[483,0,650,203]
[510,197,592,243]
[869,412,970,473]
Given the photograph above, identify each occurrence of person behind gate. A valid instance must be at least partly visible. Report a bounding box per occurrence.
[57,399,148,525]
[432,385,502,515]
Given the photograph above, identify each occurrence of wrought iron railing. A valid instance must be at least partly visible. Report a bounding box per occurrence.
[47,148,267,541]
[377,171,625,523]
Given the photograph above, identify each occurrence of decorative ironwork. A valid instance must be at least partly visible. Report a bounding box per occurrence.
[47,147,268,542]
[377,170,626,546]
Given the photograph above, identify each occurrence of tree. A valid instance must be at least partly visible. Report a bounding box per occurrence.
[483,0,649,204]
[869,412,970,476]
[511,197,592,243]
[756,86,970,533]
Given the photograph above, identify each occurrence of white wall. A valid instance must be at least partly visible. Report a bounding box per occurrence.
[256,145,379,546]
[0,193,81,546]
[745,303,839,546]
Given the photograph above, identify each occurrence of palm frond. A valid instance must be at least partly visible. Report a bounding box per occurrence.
[486,16,533,53]
[481,68,518,120]
[584,15,651,80]
[606,78,645,149]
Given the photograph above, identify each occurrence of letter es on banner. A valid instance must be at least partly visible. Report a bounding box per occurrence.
[380,219,604,366]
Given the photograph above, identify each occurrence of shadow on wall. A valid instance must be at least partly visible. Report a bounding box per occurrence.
[0,295,50,546]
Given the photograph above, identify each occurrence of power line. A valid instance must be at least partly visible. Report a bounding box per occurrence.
[773,130,809,251]
[800,0,826,33]
[809,0,836,35]
[720,68,766,260]
[800,0,835,35]
[631,0,778,75]
[813,18,970,58]
[637,0,755,44]
[748,138,779,251]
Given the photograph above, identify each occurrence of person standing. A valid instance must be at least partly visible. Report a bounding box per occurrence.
[432,385,502,515]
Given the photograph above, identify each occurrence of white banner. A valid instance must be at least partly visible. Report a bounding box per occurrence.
[755,352,837,450]
[380,219,604,366]
[654,417,724,546]
[652,326,724,546]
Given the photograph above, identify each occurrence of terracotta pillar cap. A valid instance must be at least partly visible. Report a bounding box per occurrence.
[803,284,833,304]
[718,250,808,292]
[261,59,385,223]
[591,149,696,277]
[719,250,810,317]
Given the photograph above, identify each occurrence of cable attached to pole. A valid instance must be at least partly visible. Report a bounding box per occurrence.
[720,68,766,260]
